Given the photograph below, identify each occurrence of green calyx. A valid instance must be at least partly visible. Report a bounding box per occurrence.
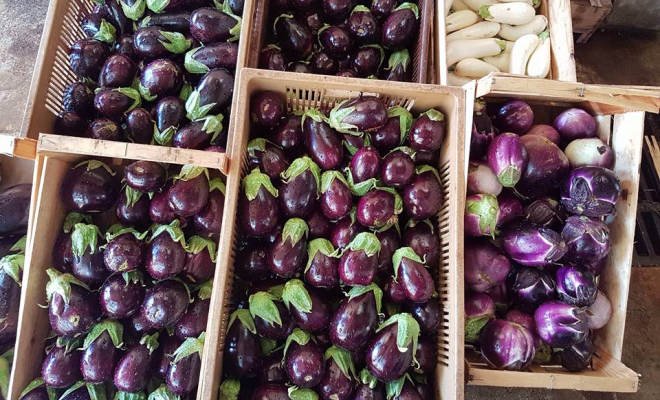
[281,218,309,247]
[247,138,269,159]
[359,369,379,389]
[175,164,210,182]
[63,212,92,234]
[210,177,226,195]
[147,0,170,13]
[328,100,360,135]
[281,157,322,194]
[121,0,146,21]
[154,125,175,146]
[138,82,157,102]
[392,247,425,281]
[60,381,108,400]
[179,81,193,102]
[325,346,356,379]
[534,341,552,363]
[320,170,350,195]
[146,385,176,400]
[288,387,319,400]
[150,220,187,247]
[465,314,493,343]
[351,5,370,14]
[420,108,444,122]
[346,232,381,258]
[305,238,339,273]
[105,224,149,242]
[387,49,411,72]
[184,47,210,74]
[301,108,328,125]
[395,2,419,18]
[496,39,507,51]
[498,165,523,188]
[139,332,160,355]
[0,357,7,400]
[283,328,313,359]
[71,222,103,257]
[115,87,142,113]
[377,313,420,356]
[273,13,294,34]
[218,379,240,400]
[185,89,216,121]
[347,283,383,315]
[478,5,493,19]
[122,270,144,286]
[385,375,414,400]
[415,165,441,182]
[0,254,24,285]
[46,269,91,306]
[187,235,218,263]
[387,106,413,144]
[228,309,256,334]
[83,320,124,350]
[200,113,225,144]
[194,278,213,300]
[466,194,498,237]
[260,337,279,355]
[124,185,145,208]
[281,279,313,314]
[539,29,550,41]
[94,19,117,44]
[344,167,378,197]
[172,332,205,363]
[217,0,242,41]
[249,291,282,327]
[243,168,278,201]
[75,160,116,176]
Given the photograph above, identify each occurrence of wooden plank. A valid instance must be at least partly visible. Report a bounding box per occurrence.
[548,0,577,81]
[0,136,37,160]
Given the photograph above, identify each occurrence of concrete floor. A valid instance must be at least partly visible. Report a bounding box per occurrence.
[0,2,659,398]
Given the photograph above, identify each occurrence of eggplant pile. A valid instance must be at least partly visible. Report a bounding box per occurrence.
[55,0,243,149]
[20,159,225,400]
[219,91,445,399]
[258,0,421,81]
[465,99,618,373]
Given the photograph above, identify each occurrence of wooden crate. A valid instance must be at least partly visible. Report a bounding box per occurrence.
[6,138,228,400]
[242,0,433,83]
[198,68,472,400]
[435,0,577,85]
[463,73,660,392]
[18,0,253,162]
[571,0,613,43]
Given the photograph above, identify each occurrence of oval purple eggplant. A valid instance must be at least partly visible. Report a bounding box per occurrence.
[381,147,415,188]
[116,189,151,229]
[284,330,325,388]
[61,160,120,214]
[310,51,339,75]
[348,5,380,44]
[155,334,183,379]
[185,42,239,73]
[251,91,285,128]
[100,272,145,319]
[331,214,366,249]
[405,298,442,334]
[306,206,332,239]
[166,345,202,395]
[403,166,443,220]
[192,180,225,238]
[99,54,135,88]
[319,346,355,400]
[224,310,263,379]
[141,279,189,329]
[63,82,95,116]
[125,108,154,144]
[259,349,286,384]
[365,313,419,382]
[270,114,305,158]
[268,218,309,278]
[350,146,381,183]
[146,229,186,280]
[329,285,381,354]
[259,45,287,71]
[305,238,340,289]
[69,39,110,80]
[250,292,295,340]
[238,169,280,237]
[275,14,313,59]
[248,139,290,181]
[167,167,210,217]
[329,96,388,135]
[41,345,82,388]
[357,188,400,229]
[282,279,332,332]
[402,221,440,268]
[47,269,100,338]
[190,68,235,117]
[279,158,320,218]
[236,245,270,283]
[393,247,434,303]
[124,161,166,192]
[381,3,418,49]
[303,109,344,170]
[320,170,353,220]
[190,7,240,44]
[252,384,290,400]
[114,333,160,392]
[339,232,381,286]
[149,191,177,224]
[175,297,210,339]
[80,321,123,383]
[409,109,445,153]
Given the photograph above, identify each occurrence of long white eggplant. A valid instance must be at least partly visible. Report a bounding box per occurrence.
[509,33,540,74]
[479,2,536,25]
[451,0,471,12]
[455,58,500,78]
[446,21,501,42]
[483,53,510,73]
[446,10,480,33]
[447,72,474,86]
[447,38,507,66]
[445,0,454,16]
[499,0,542,7]
[499,15,548,41]
[527,30,551,77]
[463,0,497,12]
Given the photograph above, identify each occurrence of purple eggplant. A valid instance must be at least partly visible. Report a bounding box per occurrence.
[251,91,285,128]
[114,34,136,58]
[258,349,287,384]
[0,254,23,343]
[319,346,356,400]
[166,333,205,395]
[259,45,287,71]
[125,108,154,144]
[405,298,441,334]
[372,107,412,153]
[352,371,386,400]
[282,279,332,331]
[236,244,270,283]
[173,115,226,149]
[465,292,495,343]
[534,301,589,348]
[79,320,123,383]
[54,112,86,137]
[86,118,123,141]
[251,384,291,400]
[349,146,381,188]
[401,220,440,268]
[348,5,380,44]
[366,313,419,381]
[497,194,523,228]
[409,109,444,153]
[307,51,337,75]
[464,193,498,237]
[182,235,217,284]
[279,157,320,218]
[380,147,415,188]
[516,135,570,199]
[141,279,189,329]
[318,25,354,59]
[357,187,402,229]
[339,232,381,286]
[502,223,567,267]
[149,190,177,224]
[140,59,183,103]
[190,6,241,44]
[553,108,597,143]
[352,45,385,77]
[371,0,397,19]
[114,332,160,392]
[146,222,187,279]
[18,378,56,400]
[415,335,436,375]
[224,309,263,379]
[303,109,344,170]
[63,83,94,116]
[329,96,388,135]
[275,14,314,59]
[331,209,366,249]
[305,238,340,289]
[522,197,562,228]
[384,275,407,304]
[283,329,325,388]
[556,265,598,307]
[124,161,166,193]
[100,271,145,319]
[393,247,433,303]
[464,238,511,293]
[268,218,309,278]
[508,265,555,313]
[167,166,210,217]
[487,132,529,188]
[561,166,621,218]
[384,49,411,81]
[524,124,561,145]
[324,0,354,20]
[479,319,535,371]
[69,39,110,80]
[116,187,151,228]
[60,160,120,214]
[98,54,135,88]
[154,333,183,379]
[493,99,534,135]
[381,2,418,49]
[562,215,610,264]
[238,169,280,237]
[175,292,210,339]
[47,269,100,338]
[185,42,239,75]
[376,226,400,272]
[320,170,353,220]
[68,223,108,288]
[249,290,295,340]
[186,68,234,119]
[270,114,305,158]
[403,166,443,220]
[82,12,117,43]
[330,284,382,354]
[140,10,190,30]
[42,342,82,388]
[248,139,290,181]
[133,27,191,59]
[561,334,594,372]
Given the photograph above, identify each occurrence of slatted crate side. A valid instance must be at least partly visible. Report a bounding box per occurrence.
[200,68,468,400]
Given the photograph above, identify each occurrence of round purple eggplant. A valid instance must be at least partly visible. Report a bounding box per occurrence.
[249,291,295,340]
[329,284,382,354]
[403,166,443,220]
[275,14,313,59]
[185,42,239,74]
[319,25,354,58]
[69,39,110,80]
[319,346,356,400]
[175,295,210,339]
[310,51,340,75]
[357,187,401,229]
[381,147,415,188]
[235,244,270,283]
[560,166,621,218]
[187,68,234,119]
[116,187,151,228]
[146,223,187,279]
[306,206,332,239]
[284,329,325,388]
[350,146,381,184]
[224,309,263,379]
[348,5,380,44]
[42,343,82,388]
[384,275,407,304]
[331,211,366,249]
[251,91,285,128]
[372,106,412,153]
[405,298,442,334]
[238,169,280,237]
[352,45,384,77]
[365,313,420,382]
[63,83,94,116]
[268,218,309,278]
[251,384,290,400]
[508,266,556,314]
[173,117,225,149]
[182,236,217,284]
[324,0,354,20]
[167,166,210,217]
[517,135,570,199]
[371,0,397,19]
[125,108,154,144]
[94,87,141,117]
[402,220,440,268]
[248,139,290,181]
[115,34,136,58]
[155,334,183,379]
[0,184,30,236]
[141,279,189,329]
[270,114,305,158]
[86,118,123,141]
[329,96,388,135]
[320,170,352,220]
[149,190,177,224]
[384,49,412,81]
[381,3,418,49]
[190,6,241,44]
[166,333,204,395]
[54,112,86,137]
[339,232,381,286]
[124,161,166,192]
[98,54,135,88]
[100,271,145,319]
[0,254,22,343]
[303,109,344,170]
[259,45,287,71]
[114,332,160,392]
[279,157,321,218]
[79,320,123,383]
[305,238,340,289]
[47,269,100,338]
[259,349,286,384]
[82,12,117,43]
[282,279,332,331]
[154,96,186,143]
[60,160,120,214]
[393,247,433,303]
[409,109,444,153]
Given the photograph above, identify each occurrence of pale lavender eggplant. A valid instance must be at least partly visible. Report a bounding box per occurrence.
[465,292,495,343]
[564,138,614,169]
[465,239,511,293]
[553,108,597,143]
[467,162,502,196]
[523,124,560,145]
[479,319,535,371]
[501,223,567,267]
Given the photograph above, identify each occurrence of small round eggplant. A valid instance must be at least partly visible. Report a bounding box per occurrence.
[114,332,160,392]
[0,186,30,235]
[141,279,189,329]
[329,284,381,354]
[268,218,309,278]
[125,161,167,192]
[94,87,142,118]
[324,0,354,20]
[319,346,356,400]
[331,212,366,249]
[0,254,22,343]
[259,349,286,384]
[190,7,241,44]
[275,14,314,59]
[224,309,264,379]
[122,312,156,343]
[249,291,295,340]
[79,320,124,383]
[348,5,380,44]
[54,112,86,137]
[402,220,440,268]
[310,51,340,75]
[305,238,340,289]
[259,45,287,71]
[63,83,95,116]
[381,3,419,49]
[69,39,110,80]
[125,108,154,144]
[352,45,384,77]
[319,25,354,58]
[320,170,352,220]
[279,157,321,218]
[47,269,100,338]
[236,245,270,283]
[86,118,123,141]
[192,179,225,239]
[185,42,239,74]
[251,91,285,128]
[339,232,381,286]
[393,247,433,303]
[356,188,401,229]
[149,190,177,224]
[282,279,332,332]
[175,297,210,339]
[365,313,420,382]
[403,166,443,220]
[238,169,280,237]
[409,109,445,153]
[270,114,305,158]
[371,106,410,153]
[167,166,210,217]
[248,139,290,181]
[116,188,151,228]
[405,298,442,334]
[140,59,183,100]
[329,95,388,135]
[284,329,325,388]
[154,96,186,144]
[41,344,82,388]
[100,271,145,319]
[98,54,136,88]
[115,34,136,59]
[146,224,187,280]
[187,68,234,118]
[371,0,397,19]
[133,27,192,59]
[154,334,183,379]
[303,109,344,170]
[384,49,412,82]
[350,146,381,183]
[381,147,415,188]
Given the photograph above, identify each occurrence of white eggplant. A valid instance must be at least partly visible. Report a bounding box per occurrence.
[445,0,454,16]
[463,0,497,12]
[527,30,551,78]
[451,0,471,12]
[509,33,540,75]
[446,10,480,33]
[447,72,474,86]
[479,2,536,25]
[503,41,515,53]
[499,15,547,41]
[447,38,507,66]
[483,53,510,73]
[499,0,542,7]
[455,58,500,78]
[446,21,501,42]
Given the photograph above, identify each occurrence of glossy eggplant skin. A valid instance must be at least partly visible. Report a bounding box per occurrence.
[224,318,264,379]
[303,116,344,170]
[125,108,154,144]
[348,7,380,44]
[54,112,87,137]
[49,285,100,339]
[173,120,213,149]
[167,173,210,217]
[143,60,183,99]
[381,6,417,49]
[125,161,167,192]
[71,246,109,289]
[405,298,441,334]
[356,189,396,229]
[248,144,290,182]
[235,245,270,282]
[352,46,383,77]
[142,11,191,32]
[182,247,215,284]
[319,357,354,400]
[41,346,82,388]
[52,233,73,273]
[339,249,378,286]
[190,42,239,71]
[18,385,51,400]
[100,273,145,319]
[268,233,307,278]
[254,301,295,340]
[397,257,434,303]
[116,190,151,229]
[252,384,290,400]
[190,7,238,44]
[238,187,280,237]
[365,323,412,382]
[99,54,136,87]
[331,217,366,250]
[259,349,286,384]
[115,34,136,59]
[310,51,339,75]
[371,0,397,19]
[319,26,354,58]
[279,170,318,217]
[380,149,414,188]
[113,341,155,392]
[290,288,332,332]
[87,118,123,141]
[155,334,183,379]
[167,352,202,395]
[60,162,120,214]
[403,169,443,220]
[196,68,235,114]
[0,268,21,343]
[270,115,305,158]
[285,341,325,388]
[141,279,189,329]
[352,382,386,400]
[329,291,378,354]
[133,27,188,59]
[80,330,122,383]
[275,15,313,59]
[414,335,436,375]
[149,191,178,224]
[69,38,111,80]
[193,188,225,238]
[175,297,210,339]
[350,146,381,182]
[63,82,95,116]
[251,91,285,128]
[376,227,399,273]
[146,233,186,280]
[259,46,287,71]
[321,174,353,221]
[305,250,340,289]
[402,222,440,269]
[155,96,186,133]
